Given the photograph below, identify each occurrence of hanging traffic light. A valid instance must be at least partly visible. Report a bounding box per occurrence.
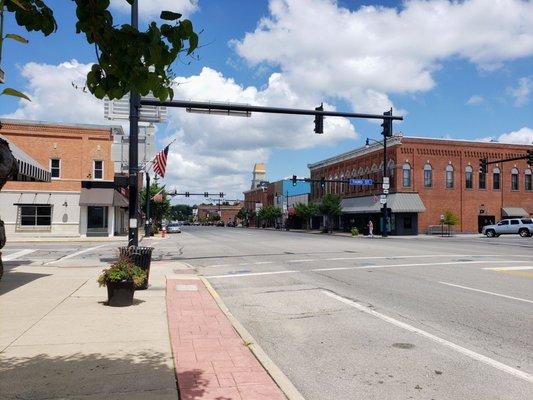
[528,149,533,166]
[320,177,326,188]
[185,192,190,197]
[219,192,224,198]
[479,158,488,174]
[381,108,392,137]
[314,103,324,134]
[204,192,209,198]
[292,175,297,186]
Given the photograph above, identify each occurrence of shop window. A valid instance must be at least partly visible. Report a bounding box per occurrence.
[423,164,432,187]
[403,216,412,230]
[18,205,52,228]
[93,160,104,180]
[50,159,60,179]
[402,163,411,187]
[525,169,532,191]
[510,168,519,191]
[465,166,473,189]
[445,164,454,188]
[493,167,501,190]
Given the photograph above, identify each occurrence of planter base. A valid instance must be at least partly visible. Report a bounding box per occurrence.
[106,281,135,307]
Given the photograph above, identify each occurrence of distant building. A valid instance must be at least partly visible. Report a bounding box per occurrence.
[250,163,266,190]
[0,119,129,237]
[308,135,532,234]
[197,202,243,224]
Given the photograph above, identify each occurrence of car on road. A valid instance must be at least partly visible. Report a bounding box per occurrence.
[166,223,182,233]
[482,218,533,237]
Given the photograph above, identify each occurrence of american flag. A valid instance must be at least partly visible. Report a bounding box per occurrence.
[153,145,169,178]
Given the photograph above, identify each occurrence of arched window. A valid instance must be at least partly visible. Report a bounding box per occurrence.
[465,165,473,189]
[423,164,432,188]
[340,174,344,193]
[525,169,532,191]
[479,164,486,189]
[402,163,411,187]
[493,167,501,190]
[511,168,519,191]
[446,164,454,188]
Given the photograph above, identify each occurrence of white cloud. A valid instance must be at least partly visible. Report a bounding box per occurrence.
[110,0,199,20]
[480,127,533,144]
[234,0,533,113]
[506,77,532,106]
[466,95,484,105]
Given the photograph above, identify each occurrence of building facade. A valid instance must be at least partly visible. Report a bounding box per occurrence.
[0,119,129,237]
[309,136,532,234]
[197,202,243,224]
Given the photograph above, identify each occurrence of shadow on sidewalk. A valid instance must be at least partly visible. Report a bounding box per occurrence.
[0,352,221,399]
[0,270,51,296]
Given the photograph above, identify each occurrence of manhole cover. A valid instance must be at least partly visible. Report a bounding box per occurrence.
[392,342,414,349]
[175,284,198,292]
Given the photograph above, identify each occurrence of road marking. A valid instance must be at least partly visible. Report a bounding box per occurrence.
[483,266,533,271]
[253,261,273,265]
[288,259,315,263]
[44,244,110,264]
[439,282,533,304]
[312,260,525,272]
[204,263,230,268]
[324,254,532,261]
[2,249,37,261]
[207,270,297,279]
[322,290,533,383]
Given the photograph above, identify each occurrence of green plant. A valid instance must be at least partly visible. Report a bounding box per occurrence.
[318,194,342,232]
[351,227,359,236]
[440,210,459,226]
[294,203,318,230]
[97,256,146,288]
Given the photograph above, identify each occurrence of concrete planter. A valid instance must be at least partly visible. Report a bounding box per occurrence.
[106,280,135,307]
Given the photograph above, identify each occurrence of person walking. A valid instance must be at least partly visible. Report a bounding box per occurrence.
[368,220,374,237]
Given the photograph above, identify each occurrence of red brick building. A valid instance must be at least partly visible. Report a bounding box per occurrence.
[308,135,532,234]
[197,202,243,225]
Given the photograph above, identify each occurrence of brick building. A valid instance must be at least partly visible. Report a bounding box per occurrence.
[308,135,532,234]
[197,202,243,225]
[0,119,129,237]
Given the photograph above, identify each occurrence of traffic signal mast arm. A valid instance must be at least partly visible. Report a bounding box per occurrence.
[480,150,533,172]
[169,192,225,197]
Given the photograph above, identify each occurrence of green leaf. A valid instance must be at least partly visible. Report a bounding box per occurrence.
[4,33,29,43]
[160,11,182,21]
[8,0,27,11]
[1,87,31,101]
[187,32,198,55]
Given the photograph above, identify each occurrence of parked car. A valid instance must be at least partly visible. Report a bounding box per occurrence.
[166,223,182,233]
[482,218,533,237]
[216,221,225,227]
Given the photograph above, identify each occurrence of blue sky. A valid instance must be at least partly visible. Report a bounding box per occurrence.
[1,0,532,200]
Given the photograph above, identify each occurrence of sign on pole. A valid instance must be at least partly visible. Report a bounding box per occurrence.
[104,93,167,122]
[379,194,387,204]
[349,178,374,186]
[383,177,390,184]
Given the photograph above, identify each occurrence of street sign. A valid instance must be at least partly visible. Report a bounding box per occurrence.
[383,177,390,184]
[104,93,167,122]
[382,189,389,194]
[380,194,387,200]
[382,183,390,190]
[379,197,387,204]
[349,178,373,186]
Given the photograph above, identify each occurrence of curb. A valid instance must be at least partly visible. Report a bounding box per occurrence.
[199,275,306,400]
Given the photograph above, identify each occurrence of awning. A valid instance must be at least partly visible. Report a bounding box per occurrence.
[0,134,51,182]
[13,192,52,205]
[341,193,426,214]
[79,188,128,207]
[501,207,529,217]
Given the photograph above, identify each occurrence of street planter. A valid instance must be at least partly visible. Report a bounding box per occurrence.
[106,280,135,307]
[98,255,146,307]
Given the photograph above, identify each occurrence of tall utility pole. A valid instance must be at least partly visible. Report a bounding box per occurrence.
[128,0,140,246]
[381,108,392,238]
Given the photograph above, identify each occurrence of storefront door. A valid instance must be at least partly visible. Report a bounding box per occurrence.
[87,206,108,236]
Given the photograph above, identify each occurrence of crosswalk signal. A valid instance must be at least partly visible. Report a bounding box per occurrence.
[381,108,392,137]
[314,103,324,134]
[320,177,326,188]
[185,192,190,197]
[292,175,297,186]
[528,149,533,166]
[479,158,488,174]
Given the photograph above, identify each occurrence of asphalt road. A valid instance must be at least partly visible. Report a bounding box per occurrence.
[2,229,532,399]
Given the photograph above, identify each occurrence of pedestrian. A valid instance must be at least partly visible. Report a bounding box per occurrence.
[368,220,374,237]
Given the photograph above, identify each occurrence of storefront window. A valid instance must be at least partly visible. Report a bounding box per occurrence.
[18,205,52,228]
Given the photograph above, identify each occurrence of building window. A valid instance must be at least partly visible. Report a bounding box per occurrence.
[479,170,486,189]
[526,169,532,191]
[93,160,104,180]
[402,163,411,187]
[50,158,60,179]
[18,205,52,228]
[493,167,501,190]
[445,164,454,188]
[423,164,432,188]
[511,168,519,191]
[465,166,473,189]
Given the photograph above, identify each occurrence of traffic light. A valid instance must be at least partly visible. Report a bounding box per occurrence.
[381,108,392,137]
[219,192,224,198]
[314,103,324,134]
[185,192,190,197]
[292,175,297,186]
[528,149,533,166]
[320,177,326,188]
[204,192,209,198]
[479,158,488,174]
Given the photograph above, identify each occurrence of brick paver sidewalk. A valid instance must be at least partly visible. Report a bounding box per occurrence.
[166,275,287,400]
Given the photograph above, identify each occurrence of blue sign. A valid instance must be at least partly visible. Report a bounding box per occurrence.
[349,178,373,186]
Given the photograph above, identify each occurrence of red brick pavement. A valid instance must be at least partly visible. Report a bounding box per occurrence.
[166,276,287,400]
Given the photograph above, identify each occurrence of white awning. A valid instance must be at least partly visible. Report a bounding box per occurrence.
[1,134,51,182]
[501,207,529,218]
[341,193,426,214]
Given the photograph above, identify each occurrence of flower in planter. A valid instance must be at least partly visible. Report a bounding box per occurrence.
[97,255,147,289]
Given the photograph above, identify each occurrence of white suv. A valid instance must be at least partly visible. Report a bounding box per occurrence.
[482,218,533,238]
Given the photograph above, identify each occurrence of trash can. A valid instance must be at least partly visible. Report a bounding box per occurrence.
[119,246,154,290]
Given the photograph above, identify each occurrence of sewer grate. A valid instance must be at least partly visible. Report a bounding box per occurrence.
[175,284,198,291]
